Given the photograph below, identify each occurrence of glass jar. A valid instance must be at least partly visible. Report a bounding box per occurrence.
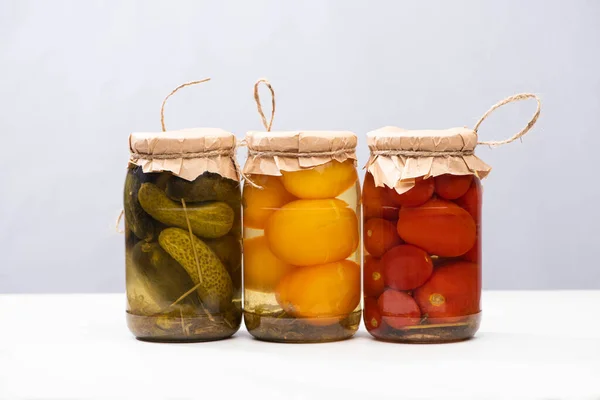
[242,131,361,343]
[363,171,482,342]
[363,94,541,343]
[363,126,487,343]
[124,128,242,342]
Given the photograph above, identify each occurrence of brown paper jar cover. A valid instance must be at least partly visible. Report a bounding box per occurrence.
[366,126,492,195]
[128,127,239,182]
[243,130,357,176]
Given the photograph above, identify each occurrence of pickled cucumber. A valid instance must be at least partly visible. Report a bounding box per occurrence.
[138,183,234,239]
[167,172,241,204]
[167,172,242,237]
[126,241,199,315]
[159,228,233,312]
[124,169,156,241]
[206,234,242,289]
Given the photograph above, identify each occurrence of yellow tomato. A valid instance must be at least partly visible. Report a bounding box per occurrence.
[281,160,358,199]
[243,236,294,292]
[243,175,295,229]
[264,199,359,266]
[276,260,361,325]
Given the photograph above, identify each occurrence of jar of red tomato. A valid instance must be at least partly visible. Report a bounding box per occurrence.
[362,94,541,343]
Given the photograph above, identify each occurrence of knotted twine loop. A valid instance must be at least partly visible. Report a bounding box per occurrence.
[475,93,541,147]
[160,78,211,132]
[242,79,276,190]
[254,78,275,131]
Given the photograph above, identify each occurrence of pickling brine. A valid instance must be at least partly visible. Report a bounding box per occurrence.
[243,160,362,342]
[363,170,482,342]
[125,167,242,341]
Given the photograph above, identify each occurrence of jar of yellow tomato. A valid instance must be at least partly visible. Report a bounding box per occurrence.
[242,130,361,343]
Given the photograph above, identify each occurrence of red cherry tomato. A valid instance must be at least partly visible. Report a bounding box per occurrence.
[397,198,476,257]
[381,245,433,290]
[362,173,400,220]
[364,256,385,297]
[364,297,383,332]
[364,218,402,257]
[414,261,481,318]
[377,289,421,329]
[434,174,473,200]
[455,179,482,225]
[387,177,434,207]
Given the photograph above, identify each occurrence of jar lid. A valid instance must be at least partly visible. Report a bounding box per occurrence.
[365,126,491,194]
[243,130,357,176]
[365,93,541,194]
[128,128,239,181]
[367,126,478,153]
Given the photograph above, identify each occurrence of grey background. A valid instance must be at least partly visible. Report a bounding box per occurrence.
[1,0,598,293]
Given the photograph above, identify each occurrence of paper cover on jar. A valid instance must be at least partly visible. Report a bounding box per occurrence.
[366,126,492,195]
[128,127,240,182]
[243,130,357,176]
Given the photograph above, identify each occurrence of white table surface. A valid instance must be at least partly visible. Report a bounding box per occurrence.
[0,291,599,400]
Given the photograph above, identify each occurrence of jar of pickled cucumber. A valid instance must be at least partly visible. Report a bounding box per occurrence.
[124,127,242,342]
[363,94,540,343]
[242,130,361,342]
